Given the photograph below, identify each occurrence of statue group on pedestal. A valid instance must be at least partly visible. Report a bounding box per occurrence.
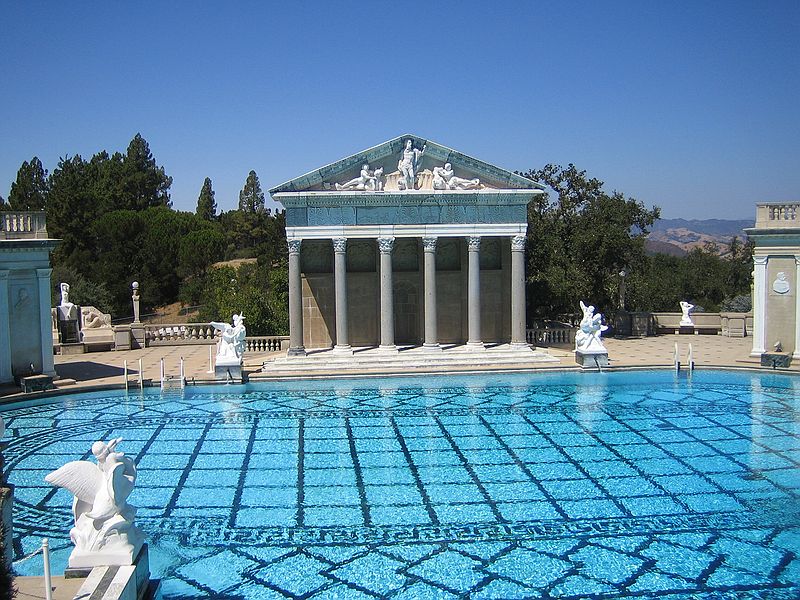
[211,313,247,364]
[45,439,143,568]
[575,300,608,353]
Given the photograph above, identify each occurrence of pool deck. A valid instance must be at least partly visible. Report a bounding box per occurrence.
[0,334,791,401]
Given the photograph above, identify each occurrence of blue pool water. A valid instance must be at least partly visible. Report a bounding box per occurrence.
[3,370,800,598]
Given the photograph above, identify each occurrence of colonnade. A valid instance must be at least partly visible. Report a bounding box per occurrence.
[287,235,529,356]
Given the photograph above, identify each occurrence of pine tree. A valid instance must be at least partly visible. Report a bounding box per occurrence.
[196,177,217,220]
[238,170,265,213]
[8,157,49,210]
[120,133,173,210]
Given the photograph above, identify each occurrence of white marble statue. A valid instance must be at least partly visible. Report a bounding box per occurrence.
[44,438,144,568]
[773,272,790,294]
[58,282,78,321]
[432,163,481,190]
[211,313,247,363]
[81,306,111,329]
[335,164,384,191]
[397,139,426,190]
[575,301,608,353]
[679,301,695,326]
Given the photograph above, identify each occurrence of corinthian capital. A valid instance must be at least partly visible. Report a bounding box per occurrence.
[511,235,527,252]
[467,236,481,252]
[332,238,348,253]
[422,237,438,252]
[287,239,302,254]
[378,237,395,254]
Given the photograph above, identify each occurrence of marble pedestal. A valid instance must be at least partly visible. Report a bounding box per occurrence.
[215,358,244,382]
[761,352,791,368]
[575,350,609,368]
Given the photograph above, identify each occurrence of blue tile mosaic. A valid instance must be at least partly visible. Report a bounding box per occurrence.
[5,369,800,599]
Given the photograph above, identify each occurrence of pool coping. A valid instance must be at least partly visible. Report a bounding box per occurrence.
[1,362,798,409]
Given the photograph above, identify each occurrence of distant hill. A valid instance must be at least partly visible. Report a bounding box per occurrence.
[647,218,752,255]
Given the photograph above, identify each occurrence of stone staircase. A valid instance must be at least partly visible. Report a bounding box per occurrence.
[259,344,560,378]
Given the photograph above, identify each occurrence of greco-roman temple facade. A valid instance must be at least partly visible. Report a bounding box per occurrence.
[270,135,546,359]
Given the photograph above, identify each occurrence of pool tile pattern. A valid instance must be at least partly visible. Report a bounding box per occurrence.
[4,371,800,598]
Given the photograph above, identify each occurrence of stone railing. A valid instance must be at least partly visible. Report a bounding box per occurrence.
[245,336,289,353]
[0,211,48,239]
[143,323,288,352]
[145,323,218,345]
[526,325,575,347]
[754,203,800,229]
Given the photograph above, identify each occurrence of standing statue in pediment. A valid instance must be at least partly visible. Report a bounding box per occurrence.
[398,139,426,190]
[432,163,481,190]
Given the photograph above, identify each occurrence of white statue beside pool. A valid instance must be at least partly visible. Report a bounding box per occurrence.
[679,301,695,326]
[44,438,144,568]
[575,300,607,353]
[211,313,247,362]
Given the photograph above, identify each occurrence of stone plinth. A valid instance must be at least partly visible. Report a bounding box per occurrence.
[215,358,244,382]
[70,545,159,600]
[113,325,131,351]
[20,374,53,393]
[59,342,86,355]
[761,352,791,368]
[575,350,609,369]
[130,324,145,350]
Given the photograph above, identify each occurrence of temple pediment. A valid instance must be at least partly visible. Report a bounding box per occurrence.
[270,134,541,194]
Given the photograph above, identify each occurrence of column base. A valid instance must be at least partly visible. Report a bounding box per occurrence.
[509,342,533,351]
[287,347,306,358]
[378,344,399,354]
[750,347,766,357]
[422,343,443,352]
[333,344,354,355]
[466,341,485,351]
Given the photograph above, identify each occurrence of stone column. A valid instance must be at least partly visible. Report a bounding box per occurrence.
[510,235,530,349]
[466,236,484,349]
[333,237,353,354]
[0,271,11,383]
[422,237,441,351]
[751,255,767,356]
[36,268,56,377]
[794,256,800,359]
[287,239,306,357]
[378,237,398,352]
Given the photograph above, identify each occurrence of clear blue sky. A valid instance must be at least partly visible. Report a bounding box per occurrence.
[1,1,797,219]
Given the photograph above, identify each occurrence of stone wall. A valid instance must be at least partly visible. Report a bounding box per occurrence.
[765,256,797,354]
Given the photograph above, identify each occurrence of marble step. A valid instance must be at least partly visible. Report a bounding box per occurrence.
[262,347,559,374]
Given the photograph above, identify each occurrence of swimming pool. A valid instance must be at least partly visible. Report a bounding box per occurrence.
[4,370,800,598]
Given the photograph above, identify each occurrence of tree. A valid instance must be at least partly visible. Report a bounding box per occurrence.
[196,177,217,220]
[8,156,49,210]
[119,133,173,210]
[238,170,266,213]
[522,164,660,319]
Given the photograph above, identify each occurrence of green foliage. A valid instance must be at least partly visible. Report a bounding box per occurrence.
[8,156,49,210]
[522,164,660,317]
[218,208,285,260]
[626,239,753,312]
[238,170,266,213]
[196,177,217,220]
[120,134,172,210]
[197,259,288,335]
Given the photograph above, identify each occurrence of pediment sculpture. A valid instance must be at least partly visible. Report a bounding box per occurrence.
[45,438,144,568]
[433,163,481,190]
[335,164,385,191]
